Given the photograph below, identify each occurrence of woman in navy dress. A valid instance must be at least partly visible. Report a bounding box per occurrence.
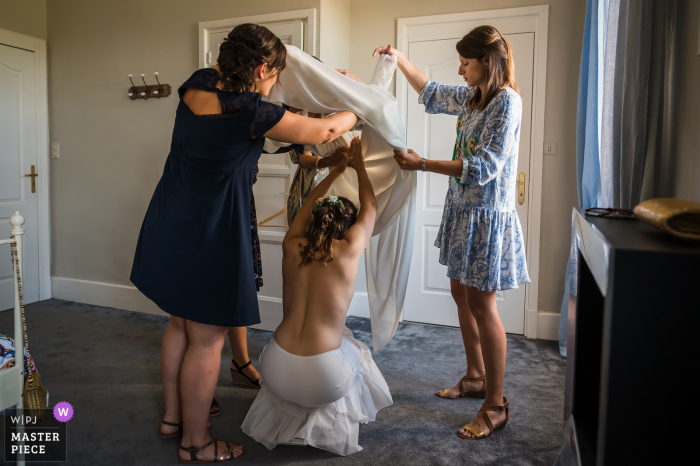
[131,23,358,463]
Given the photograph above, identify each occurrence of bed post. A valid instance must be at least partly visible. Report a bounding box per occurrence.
[10,212,26,466]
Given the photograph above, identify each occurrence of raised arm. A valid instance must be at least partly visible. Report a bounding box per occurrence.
[283,152,352,244]
[265,110,358,146]
[372,45,427,94]
[344,137,377,252]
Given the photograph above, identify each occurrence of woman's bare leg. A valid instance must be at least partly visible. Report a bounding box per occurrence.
[457,287,507,438]
[160,316,188,435]
[227,327,260,381]
[436,279,486,398]
[180,320,243,461]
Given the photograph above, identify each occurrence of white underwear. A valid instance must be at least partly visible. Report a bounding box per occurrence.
[242,328,392,456]
[260,334,362,408]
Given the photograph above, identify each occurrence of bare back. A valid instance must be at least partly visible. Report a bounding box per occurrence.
[275,238,363,356]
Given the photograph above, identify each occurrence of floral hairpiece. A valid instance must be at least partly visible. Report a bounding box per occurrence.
[312,195,344,214]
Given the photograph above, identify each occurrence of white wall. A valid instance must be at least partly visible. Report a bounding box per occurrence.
[0,0,46,40]
[319,0,351,69]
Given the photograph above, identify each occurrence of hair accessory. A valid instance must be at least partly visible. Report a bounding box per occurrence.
[312,195,344,214]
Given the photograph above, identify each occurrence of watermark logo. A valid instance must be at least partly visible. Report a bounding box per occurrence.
[53,401,73,423]
[3,407,68,462]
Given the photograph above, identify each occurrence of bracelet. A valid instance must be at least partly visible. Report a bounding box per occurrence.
[421,158,426,172]
[315,157,321,170]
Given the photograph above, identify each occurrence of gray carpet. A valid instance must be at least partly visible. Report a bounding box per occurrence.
[0,299,565,465]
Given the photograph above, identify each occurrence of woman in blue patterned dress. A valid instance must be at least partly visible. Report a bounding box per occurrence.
[374,25,530,440]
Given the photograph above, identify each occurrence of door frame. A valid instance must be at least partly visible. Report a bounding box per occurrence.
[396,5,549,338]
[0,28,51,301]
[199,8,317,69]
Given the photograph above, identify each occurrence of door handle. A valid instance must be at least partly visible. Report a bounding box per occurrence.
[517,171,525,205]
[24,165,38,193]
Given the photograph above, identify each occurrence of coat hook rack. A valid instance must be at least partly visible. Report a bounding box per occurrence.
[127,72,171,100]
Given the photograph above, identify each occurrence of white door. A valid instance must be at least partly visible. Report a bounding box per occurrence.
[204,21,304,67]
[0,44,39,311]
[403,33,535,334]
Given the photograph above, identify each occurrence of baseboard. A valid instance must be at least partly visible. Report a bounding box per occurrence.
[536,311,560,341]
[50,276,371,331]
[51,276,167,317]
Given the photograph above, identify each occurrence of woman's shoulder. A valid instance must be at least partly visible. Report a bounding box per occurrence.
[178,68,221,95]
[488,87,522,114]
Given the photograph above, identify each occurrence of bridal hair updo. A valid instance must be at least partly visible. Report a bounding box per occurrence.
[299,196,358,266]
[456,25,519,111]
[217,23,287,93]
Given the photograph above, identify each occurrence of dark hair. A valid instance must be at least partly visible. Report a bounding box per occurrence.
[217,23,287,93]
[299,196,358,266]
[456,25,519,111]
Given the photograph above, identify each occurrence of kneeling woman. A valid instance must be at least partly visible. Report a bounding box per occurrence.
[242,137,392,456]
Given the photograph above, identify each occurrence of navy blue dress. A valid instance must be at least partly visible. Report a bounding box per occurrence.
[130,69,285,327]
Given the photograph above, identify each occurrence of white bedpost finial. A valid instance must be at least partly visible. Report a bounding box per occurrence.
[10,211,25,236]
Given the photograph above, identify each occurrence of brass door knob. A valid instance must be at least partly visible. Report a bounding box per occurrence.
[517,171,525,205]
[24,165,38,193]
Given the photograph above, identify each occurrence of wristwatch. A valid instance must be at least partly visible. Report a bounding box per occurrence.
[421,158,426,172]
[315,157,321,170]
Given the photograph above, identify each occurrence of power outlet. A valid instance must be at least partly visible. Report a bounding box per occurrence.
[52,142,59,159]
[544,142,557,155]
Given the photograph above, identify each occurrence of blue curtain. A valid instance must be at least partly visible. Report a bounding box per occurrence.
[558,0,610,357]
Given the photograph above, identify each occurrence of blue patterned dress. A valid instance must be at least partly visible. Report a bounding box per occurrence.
[419,81,530,291]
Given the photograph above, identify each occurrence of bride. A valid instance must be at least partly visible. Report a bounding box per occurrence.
[242,137,392,456]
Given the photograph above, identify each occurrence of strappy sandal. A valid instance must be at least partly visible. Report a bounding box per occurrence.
[436,374,487,399]
[157,420,183,438]
[230,359,260,388]
[158,420,212,438]
[209,398,220,417]
[179,437,241,464]
[457,396,510,440]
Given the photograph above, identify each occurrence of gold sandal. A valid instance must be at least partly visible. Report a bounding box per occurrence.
[436,374,487,399]
[457,396,510,440]
[179,437,241,464]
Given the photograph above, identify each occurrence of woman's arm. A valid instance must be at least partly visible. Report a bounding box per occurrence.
[297,147,348,170]
[264,110,358,146]
[283,152,353,243]
[372,45,427,94]
[393,92,521,185]
[393,149,463,178]
[344,137,377,251]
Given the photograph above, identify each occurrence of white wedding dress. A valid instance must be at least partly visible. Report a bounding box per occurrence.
[265,46,415,352]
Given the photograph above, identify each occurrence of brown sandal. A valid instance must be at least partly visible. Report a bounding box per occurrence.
[157,420,182,438]
[457,396,510,440]
[179,437,241,464]
[158,420,212,438]
[436,374,487,399]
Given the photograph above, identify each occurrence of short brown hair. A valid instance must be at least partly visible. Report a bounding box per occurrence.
[299,196,357,266]
[456,25,519,111]
[217,23,287,93]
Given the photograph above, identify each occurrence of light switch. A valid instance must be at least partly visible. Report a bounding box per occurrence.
[52,142,59,159]
[544,142,557,155]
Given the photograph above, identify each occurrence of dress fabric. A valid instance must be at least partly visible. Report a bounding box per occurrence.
[419,81,530,291]
[286,149,315,225]
[241,328,393,456]
[130,68,285,326]
[251,166,262,291]
[267,45,414,350]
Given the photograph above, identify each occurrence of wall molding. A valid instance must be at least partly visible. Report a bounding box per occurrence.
[51,276,166,317]
[536,311,559,341]
[51,276,373,326]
